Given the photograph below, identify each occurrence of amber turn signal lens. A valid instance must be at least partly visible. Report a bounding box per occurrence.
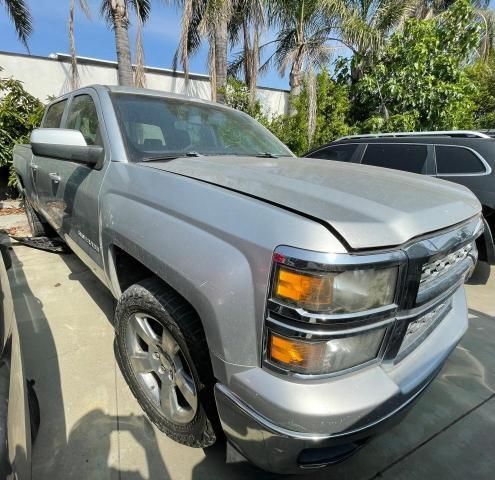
[269,332,325,369]
[275,266,334,310]
[267,328,386,375]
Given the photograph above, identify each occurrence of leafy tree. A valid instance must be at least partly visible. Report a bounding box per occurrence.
[0,76,44,184]
[267,70,352,155]
[468,55,495,128]
[355,0,481,131]
[1,0,32,48]
[221,78,264,119]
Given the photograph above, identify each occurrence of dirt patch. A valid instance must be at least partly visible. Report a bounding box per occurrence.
[0,226,25,236]
[0,207,25,216]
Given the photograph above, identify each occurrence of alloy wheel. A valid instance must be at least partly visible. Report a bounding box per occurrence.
[125,313,198,424]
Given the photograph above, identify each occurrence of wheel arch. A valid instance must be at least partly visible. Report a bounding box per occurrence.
[106,242,220,360]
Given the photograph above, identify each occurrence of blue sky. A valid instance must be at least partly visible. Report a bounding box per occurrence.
[0,0,290,90]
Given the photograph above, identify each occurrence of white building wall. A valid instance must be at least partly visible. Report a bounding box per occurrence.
[0,51,288,117]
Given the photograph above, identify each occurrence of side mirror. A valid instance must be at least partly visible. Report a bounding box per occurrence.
[30,128,104,166]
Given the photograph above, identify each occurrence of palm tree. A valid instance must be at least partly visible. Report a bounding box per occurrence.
[322,0,419,83]
[100,0,151,87]
[69,0,91,90]
[412,0,459,19]
[1,0,32,48]
[175,0,232,102]
[228,0,266,106]
[268,0,335,102]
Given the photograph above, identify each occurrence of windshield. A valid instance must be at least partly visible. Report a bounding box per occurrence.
[111,93,294,161]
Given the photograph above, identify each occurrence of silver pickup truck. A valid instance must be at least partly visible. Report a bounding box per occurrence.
[13,85,482,474]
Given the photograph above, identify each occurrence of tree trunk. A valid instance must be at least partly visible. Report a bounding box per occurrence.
[350,57,363,84]
[112,6,133,87]
[249,26,259,108]
[69,0,80,90]
[243,19,251,89]
[289,61,303,115]
[214,17,228,103]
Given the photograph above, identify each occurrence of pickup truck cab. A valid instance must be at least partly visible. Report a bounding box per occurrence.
[13,85,482,474]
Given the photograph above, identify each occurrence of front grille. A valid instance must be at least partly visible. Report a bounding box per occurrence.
[420,242,474,286]
[264,216,482,375]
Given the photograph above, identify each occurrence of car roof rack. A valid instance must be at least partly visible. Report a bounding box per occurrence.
[336,130,491,141]
[477,129,495,138]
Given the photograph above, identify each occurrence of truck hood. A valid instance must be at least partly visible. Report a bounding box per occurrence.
[143,156,481,250]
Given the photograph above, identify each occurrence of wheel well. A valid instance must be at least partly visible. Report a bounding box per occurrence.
[113,246,156,293]
[478,207,495,263]
[111,247,215,378]
[484,207,495,233]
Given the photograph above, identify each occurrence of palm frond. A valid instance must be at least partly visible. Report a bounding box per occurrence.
[477,8,495,61]
[2,0,33,48]
[129,0,151,23]
[69,0,92,90]
[78,0,91,19]
[228,50,246,77]
[173,0,205,74]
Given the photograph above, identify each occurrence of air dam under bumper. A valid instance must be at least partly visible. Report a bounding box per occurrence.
[214,287,468,474]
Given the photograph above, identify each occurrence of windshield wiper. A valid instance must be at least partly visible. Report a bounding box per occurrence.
[255,152,286,158]
[141,151,201,162]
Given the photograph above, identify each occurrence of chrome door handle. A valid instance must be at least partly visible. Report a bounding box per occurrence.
[48,172,61,183]
[30,164,39,171]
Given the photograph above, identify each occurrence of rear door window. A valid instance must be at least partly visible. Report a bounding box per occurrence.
[306,144,358,162]
[361,143,428,174]
[43,100,67,128]
[435,145,486,174]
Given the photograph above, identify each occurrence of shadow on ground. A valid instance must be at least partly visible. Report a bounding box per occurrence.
[6,242,172,479]
[6,242,495,480]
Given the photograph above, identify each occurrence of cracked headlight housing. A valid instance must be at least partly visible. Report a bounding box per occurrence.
[272,264,398,314]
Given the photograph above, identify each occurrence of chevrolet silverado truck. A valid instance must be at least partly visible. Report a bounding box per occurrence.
[13,85,482,474]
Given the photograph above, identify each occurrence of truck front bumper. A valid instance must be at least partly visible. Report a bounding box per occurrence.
[214,286,468,474]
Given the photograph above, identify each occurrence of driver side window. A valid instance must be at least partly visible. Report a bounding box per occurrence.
[66,95,103,146]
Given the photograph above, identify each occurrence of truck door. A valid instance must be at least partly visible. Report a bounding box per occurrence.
[31,98,69,218]
[46,91,109,281]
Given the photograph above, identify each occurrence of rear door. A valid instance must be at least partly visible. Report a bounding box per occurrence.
[359,143,434,175]
[31,98,69,219]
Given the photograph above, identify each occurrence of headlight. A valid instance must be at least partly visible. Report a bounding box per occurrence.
[267,328,386,375]
[272,264,398,313]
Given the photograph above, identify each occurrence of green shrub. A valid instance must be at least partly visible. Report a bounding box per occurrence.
[0,76,44,185]
[266,71,353,155]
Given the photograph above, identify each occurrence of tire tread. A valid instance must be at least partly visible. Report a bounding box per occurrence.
[115,277,218,448]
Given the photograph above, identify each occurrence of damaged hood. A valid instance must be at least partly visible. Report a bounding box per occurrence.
[143,156,481,250]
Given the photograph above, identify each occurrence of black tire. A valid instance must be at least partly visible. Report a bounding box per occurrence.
[24,199,51,237]
[115,278,218,448]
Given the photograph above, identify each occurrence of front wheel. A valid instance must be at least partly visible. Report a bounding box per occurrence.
[115,278,218,448]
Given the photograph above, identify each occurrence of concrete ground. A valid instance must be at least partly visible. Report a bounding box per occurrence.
[1,212,494,479]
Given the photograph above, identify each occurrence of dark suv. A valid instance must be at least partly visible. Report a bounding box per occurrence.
[305,132,495,264]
